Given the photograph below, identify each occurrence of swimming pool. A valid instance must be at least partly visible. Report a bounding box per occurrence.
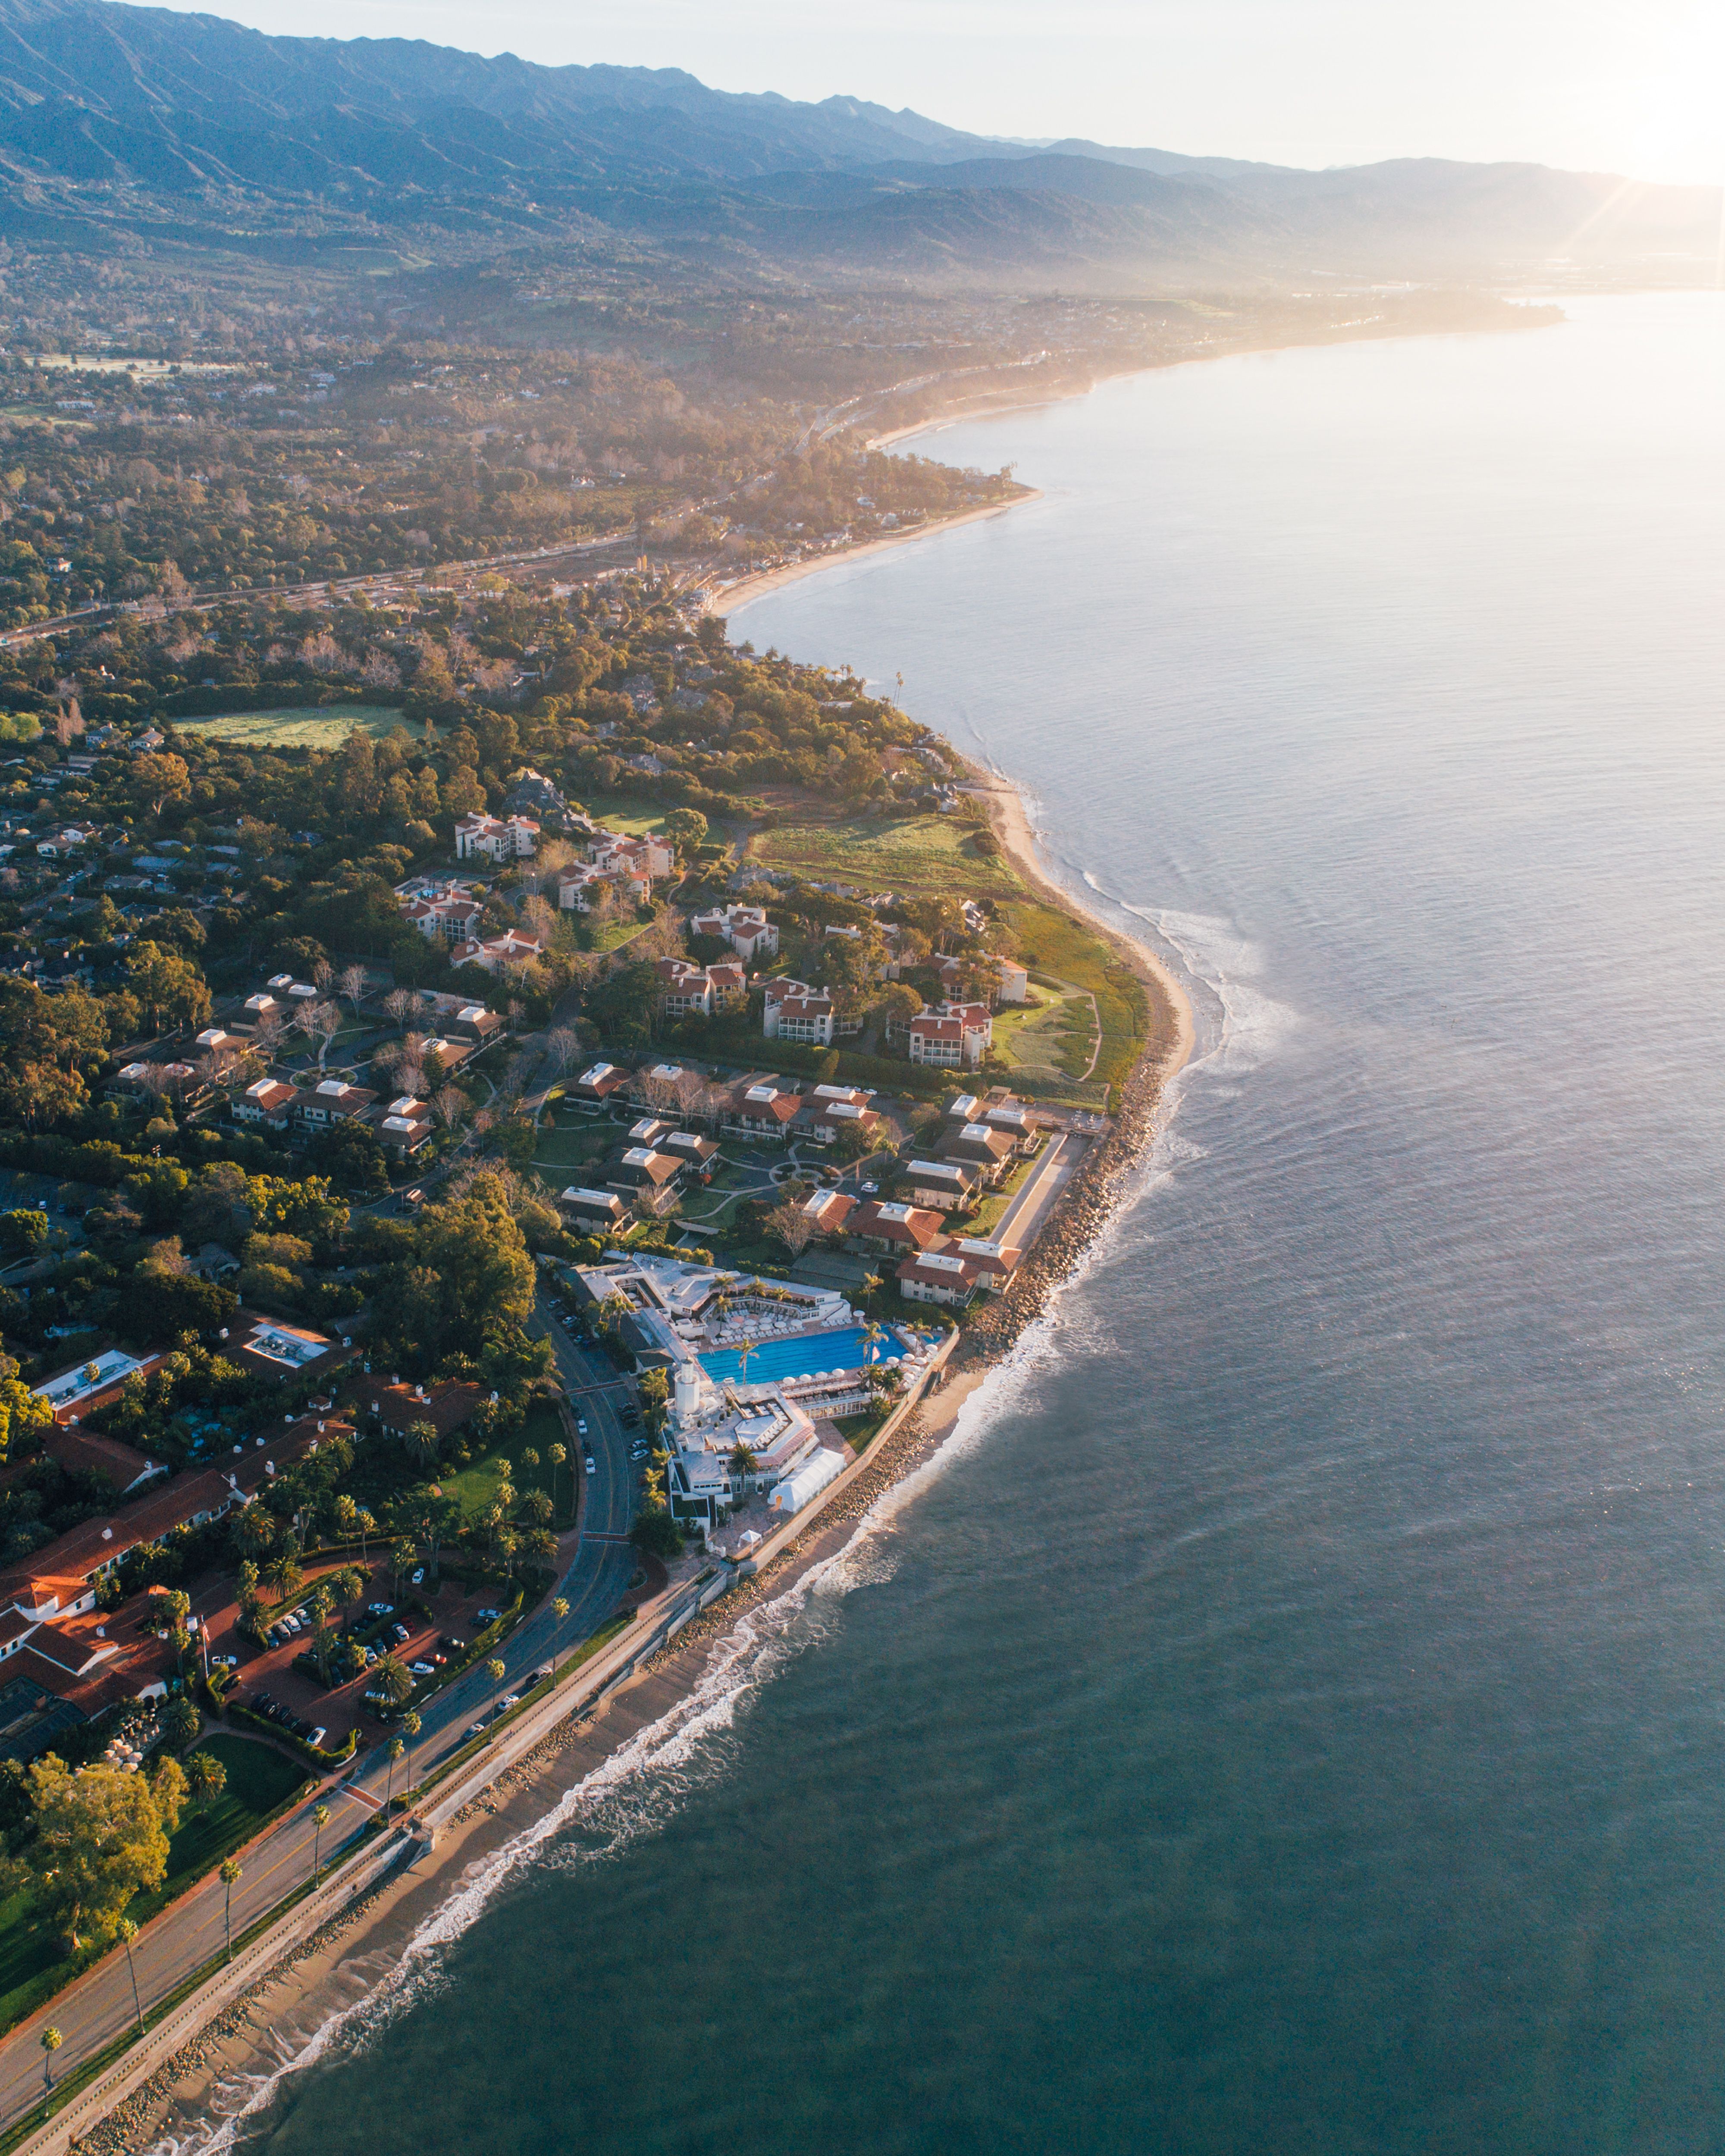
[697,1325,911,1387]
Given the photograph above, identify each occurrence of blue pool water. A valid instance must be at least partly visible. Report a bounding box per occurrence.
[697,1325,908,1385]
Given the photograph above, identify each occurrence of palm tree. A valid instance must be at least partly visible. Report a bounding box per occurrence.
[728,1441,758,1496]
[404,1418,439,1473]
[308,1584,335,1684]
[861,1320,885,1371]
[311,1801,330,1883]
[40,2027,60,2092]
[356,1508,377,1566]
[220,1860,242,1963]
[264,1551,302,1607]
[373,1654,413,1710]
[384,1737,405,1812]
[735,1335,757,1390]
[117,1918,143,2033]
[551,1597,569,1673]
[548,1443,567,1524]
[401,1710,421,1787]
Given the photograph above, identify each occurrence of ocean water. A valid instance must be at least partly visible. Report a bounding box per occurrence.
[191,290,1725,2156]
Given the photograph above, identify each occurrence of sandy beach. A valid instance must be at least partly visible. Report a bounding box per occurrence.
[703,489,1042,617]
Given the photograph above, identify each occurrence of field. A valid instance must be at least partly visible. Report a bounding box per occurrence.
[579,796,673,838]
[177,705,411,747]
[752,811,1019,897]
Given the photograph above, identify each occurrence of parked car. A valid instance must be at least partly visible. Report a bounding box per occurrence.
[390,1623,411,1645]
[466,1722,486,1739]
[585,1456,596,1476]
[411,1567,425,1587]
[475,1607,502,1624]
[409,1660,436,1677]
[577,1417,588,1435]
[309,1727,327,1748]
[441,1635,468,1654]
[366,1602,393,1618]
[532,1665,552,1684]
[497,1693,520,1712]
[431,1651,448,1667]
[211,1653,238,1670]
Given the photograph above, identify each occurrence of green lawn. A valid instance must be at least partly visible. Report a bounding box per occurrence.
[177,705,412,747]
[530,1125,614,1170]
[144,1735,311,1908]
[999,898,1149,1095]
[444,1408,575,1529]
[753,811,1019,897]
[579,795,672,837]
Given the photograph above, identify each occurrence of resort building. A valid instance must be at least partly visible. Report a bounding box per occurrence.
[900,1159,981,1213]
[232,1076,297,1129]
[402,884,484,944]
[845,1200,947,1255]
[569,1061,632,1108]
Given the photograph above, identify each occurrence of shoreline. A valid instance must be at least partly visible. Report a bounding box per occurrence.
[86,815,1196,2152]
[703,489,1042,616]
[69,450,1197,2156]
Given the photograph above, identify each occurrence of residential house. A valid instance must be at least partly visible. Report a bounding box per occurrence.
[559,1187,630,1235]
[588,827,674,879]
[293,1078,377,1128]
[941,1123,1019,1183]
[800,1084,881,1147]
[349,1373,483,1445]
[569,1062,631,1108]
[900,1159,980,1213]
[800,1189,857,1240]
[232,1076,297,1129]
[656,957,745,1019]
[661,1130,720,1175]
[194,1027,245,1063]
[690,903,778,961]
[907,1002,993,1070]
[604,1146,683,1216]
[377,1097,434,1155]
[242,991,284,1024]
[448,927,548,974]
[727,1079,802,1142]
[947,1237,1023,1294]
[896,1250,987,1308]
[34,1350,170,1429]
[402,884,484,943]
[454,812,539,862]
[762,978,836,1048]
[844,1200,946,1257]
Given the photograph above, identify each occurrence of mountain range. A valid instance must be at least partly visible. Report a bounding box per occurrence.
[1,0,1719,284]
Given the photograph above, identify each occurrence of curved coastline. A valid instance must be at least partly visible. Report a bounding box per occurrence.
[74,441,1198,2156]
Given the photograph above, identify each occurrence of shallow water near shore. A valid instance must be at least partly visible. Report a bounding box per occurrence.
[185,290,1725,2155]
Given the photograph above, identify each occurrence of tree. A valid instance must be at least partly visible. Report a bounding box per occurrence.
[765,1200,815,1257]
[404,1418,440,1472]
[551,1595,570,1673]
[373,1653,413,1708]
[185,1750,227,1811]
[630,1511,683,1558]
[390,1537,417,1597]
[23,1754,186,1949]
[308,1584,336,1684]
[664,806,707,857]
[160,1695,198,1752]
[220,1857,241,1962]
[39,2027,60,2092]
[310,1800,330,1882]
[548,1442,568,1523]
[338,963,367,1014]
[264,1551,302,1605]
[400,1710,421,1786]
[728,1441,758,1491]
[0,1209,48,1262]
[132,752,190,817]
[384,1736,405,1811]
[485,1658,506,1686]
[123,941,210,1036]
[117,1916,143,2031]
[0,1350,52,1467]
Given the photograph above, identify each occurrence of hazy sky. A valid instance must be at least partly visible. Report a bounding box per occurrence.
[132,0,1725,185]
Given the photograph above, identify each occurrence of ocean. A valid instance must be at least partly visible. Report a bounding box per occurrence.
[187,289,1725,2156]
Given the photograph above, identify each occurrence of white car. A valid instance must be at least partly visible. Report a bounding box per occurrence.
[584,1455,596,1475]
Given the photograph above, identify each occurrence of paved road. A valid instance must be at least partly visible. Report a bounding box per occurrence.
[0,1309,638,2132]
[994,1132,1086,1250]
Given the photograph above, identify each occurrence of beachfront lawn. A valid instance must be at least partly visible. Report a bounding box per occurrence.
[1000,897,1148,1094]
[177,705,409,748]
[753,811,1019,897]
[0,1733,312,2037]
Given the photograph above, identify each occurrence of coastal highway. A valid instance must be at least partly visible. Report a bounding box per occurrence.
[0,1306,639,2134]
